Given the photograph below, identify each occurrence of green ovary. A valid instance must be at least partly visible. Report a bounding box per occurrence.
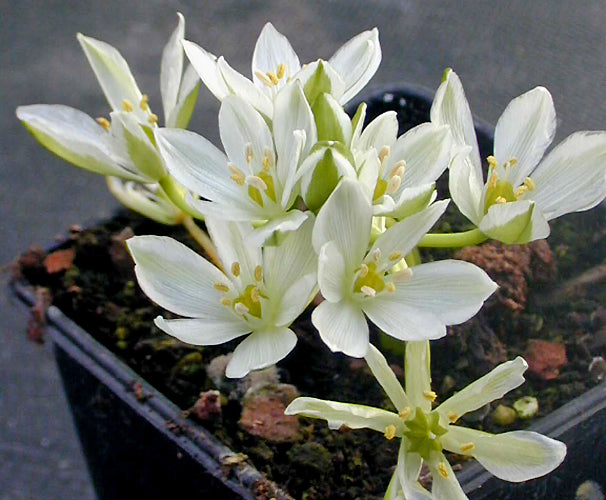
[403,408,448,461]
[353,262,385,294]
[484,179,515,213]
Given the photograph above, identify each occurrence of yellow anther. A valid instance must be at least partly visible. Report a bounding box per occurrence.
[247,175,268,192]
[515,185,529,199]
[488,171,498,188]
[385,175,401,194]
[254,265,263,282]
[140,94,149,111]
[384,425,397,440]
[245,143,254,163]
[121,99,134,112]
[228,163,246,186]
[220,297,232,307]
[398,407,411,419]
[276,63,286,80]
[254,70,273,86]
[359,264,369,278]
[495,196,507,204]
[460,442,476,454]
[391,160,406,178]
[262,149,274,173]
[487,155,498,170]
[372,248,381,262]
[378,146,391,164]
[523,176,536,191]
[423,390,437,402]
[392,268,413,282]
[447,411,458,423]
[231,262,241,277]
[250,287,261,303]
[267,71,279,85]
[96,117,111,130]
[148,113,159,125]
[386,282,396,293]
[360,285,377,297]
[509,157,518,166]
[234,302,249,315]
[213,283,230,293]
[389,252,403,262]
[437,462,449,478]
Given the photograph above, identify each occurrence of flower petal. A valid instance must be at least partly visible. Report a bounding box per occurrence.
[528,131,606,220]
[375,183,437,220]
[182,40,230,100]
[16,104,143,181]
[252,23,301,86]
[329,28,381,105]
[167,64,201,129]
[317,242,348,303]
[405,341,432,413]
[479,200,550,244]
[274,273,317,326]
[154,316,250,346]
[395,440,432,500]
[436,357,527,419]
[226,326,297,378]
[448,148,484,225]
[428,454,467,500]
[388,259,497,324]
[494,86,556,185]
[126,235,229,318]
[217,57,273,117]
[364,344,409,412]
[444,426,566,482]
[160,13,185,123]
[77,33,145,120]
[247,210,309,248]
[312,299,369,357]
[356,110,398,152]
[285,397,401,433]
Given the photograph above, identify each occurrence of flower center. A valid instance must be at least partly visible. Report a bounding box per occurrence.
[403,407,448,461]
[353,251,412,298]
[483,156,535,213]
[228,146,277,207]
[215,263,267,320]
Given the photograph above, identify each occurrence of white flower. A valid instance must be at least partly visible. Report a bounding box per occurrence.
[431,69,606,244]
[155,84,317,244]
[126,215,317,378]
[182,22,381,117]
[285,343,567,499]
[311,179,497,357]
[16,14,200,183]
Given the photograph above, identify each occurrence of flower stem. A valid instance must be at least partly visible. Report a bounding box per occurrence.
[181,216,222,270]
[418,228,488,248]
[405,247,422,267]
[159,176,204,220]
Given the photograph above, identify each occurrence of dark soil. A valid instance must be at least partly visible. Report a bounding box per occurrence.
[14,90,606,499]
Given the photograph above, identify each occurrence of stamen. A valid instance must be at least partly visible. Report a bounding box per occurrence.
[423,390,437,402]
[228,163,246,186]
[140,94,149,111]
[254,265,263,282]
[447,411,458,423]
[391,268,413,282]
[390,160,406,178]
[509,157,518,166]
[254,70,273,86]
[488,171,498,188]
[437,462,449,478]
[96,117,111,130]
[213,283,230,293]
[384,425,397,440]
[246,175,268,192]
[148,113,159,125]
[360,285,376,297]
[121,99,134,112]
[460,442,475,453]
[515,185,529,199]
[234,302,249,315]
[220,298,231,307]
[250,287,261,303]
[495,196,507,204]
[262,149,274,173]
[378,146,391,164]
[266,71,279,85]
[487,155,498,171]
[523,176,535,191]
[372,248,381,262]
[389,252,403,262]
[359,263,369,278]
[385,175,401,194]
[231,262,241,277]
[386,282,396,293]
[398,407,411,419]
[276,63,286,80]
[245,143,254,163]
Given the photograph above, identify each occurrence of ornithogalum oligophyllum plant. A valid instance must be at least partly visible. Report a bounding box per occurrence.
[18,15,606,499]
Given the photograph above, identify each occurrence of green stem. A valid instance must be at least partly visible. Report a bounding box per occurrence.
[418,228,488,248]
[159,176,204,220]
[181,216,222,270]
[405,247,422,267]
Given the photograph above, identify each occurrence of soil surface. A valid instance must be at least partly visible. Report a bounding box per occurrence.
[14,91,606,499]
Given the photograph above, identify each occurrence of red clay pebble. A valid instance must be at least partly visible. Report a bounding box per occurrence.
[239,394,300,443]
[192,390,222,421]
[524,339,568,380]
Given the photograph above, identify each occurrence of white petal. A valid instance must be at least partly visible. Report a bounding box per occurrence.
[219,95,273,175]
[364,344,409,412]
[494,86,556,186]
[428,454,467,500]
[313,179,372,272]
[444,426,566,482]
[369,200,449,269]
[395,441,432,500]
[528,131,606,220]
[448,148,484,225]
[312,299,369,357]
[329,28,381,104]
[217,57,273,117]
[375,183,437,220]
[182,40,230,100]
[226,326,297,378]
[384,123,453,188]
[317,241,347,302]
[357,149,381,200]
[154,316,250,346]
[274,273,317,326]
[16,105,143,181]
[430,69,482,174]
[388,259,497,324]
[126,235,229,318]
[252,23,301,85]
[284,397,402,433]
[405,341,432,413]
[479,200,550,244]
[247,210,309,248]
[160,13,185,123]
[356,111,398,152]
[437,357,527,419]
[77,33,145,120]
[190,197,265,221]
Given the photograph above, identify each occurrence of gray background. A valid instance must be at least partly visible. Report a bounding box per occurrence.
[2,1,605,498]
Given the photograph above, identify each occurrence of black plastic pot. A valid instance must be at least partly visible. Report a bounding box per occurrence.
[13,86,606,499]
